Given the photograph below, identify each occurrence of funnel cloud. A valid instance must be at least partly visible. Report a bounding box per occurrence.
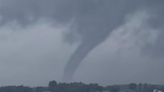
[0,0,163,83]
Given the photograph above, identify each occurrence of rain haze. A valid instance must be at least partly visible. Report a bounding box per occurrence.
[0,0,163,87]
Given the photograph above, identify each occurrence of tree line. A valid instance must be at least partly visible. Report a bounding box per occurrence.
[0,81,163,92]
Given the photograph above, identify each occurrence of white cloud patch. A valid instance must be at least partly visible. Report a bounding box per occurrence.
[73,10,162,85]
[0,20,78,86]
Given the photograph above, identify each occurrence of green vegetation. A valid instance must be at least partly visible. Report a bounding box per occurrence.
[0,81,163,92]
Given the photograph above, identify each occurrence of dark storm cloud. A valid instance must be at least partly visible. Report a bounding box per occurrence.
[0,0,164,83]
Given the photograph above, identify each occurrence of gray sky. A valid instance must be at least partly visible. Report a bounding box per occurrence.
[0,0,163,87]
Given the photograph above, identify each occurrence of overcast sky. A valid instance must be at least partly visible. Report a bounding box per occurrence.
[0,0,164,87]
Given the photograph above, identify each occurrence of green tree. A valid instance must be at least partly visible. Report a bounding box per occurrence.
[104,86,111,91]
[111,86,120,92]
[160,86,164,92]
[129,83,137,90]
[143,83,147,92]
[147,85,156,92]
[36,87,46,92]
[89,83,103,92]
[138,83,142,92]
[104,86,120,92]
[48,80,57,92]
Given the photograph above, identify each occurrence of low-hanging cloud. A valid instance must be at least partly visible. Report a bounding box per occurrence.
[0,0,163,85]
